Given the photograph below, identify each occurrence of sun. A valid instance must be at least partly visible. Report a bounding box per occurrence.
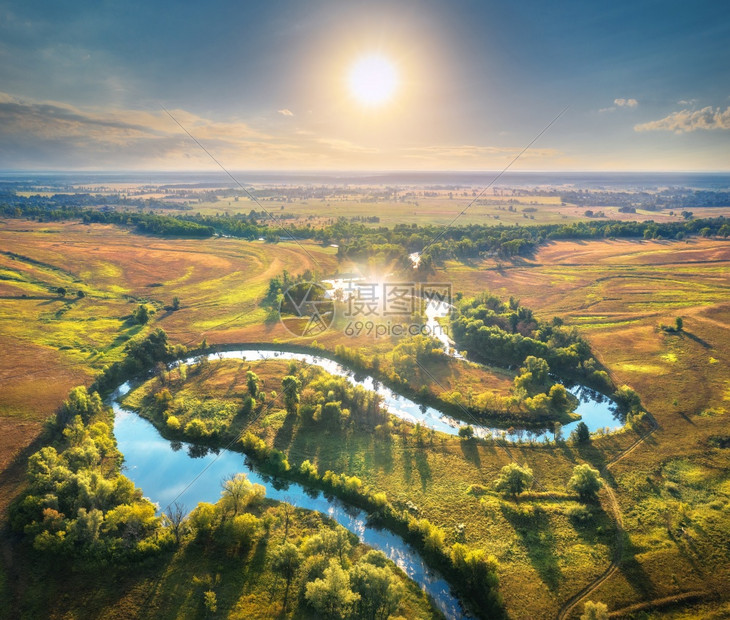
[348,54,398,106]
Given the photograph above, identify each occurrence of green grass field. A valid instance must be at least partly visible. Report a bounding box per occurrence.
[1,221,729,619]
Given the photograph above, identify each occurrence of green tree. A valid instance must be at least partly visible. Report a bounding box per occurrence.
[349,561,404,620]
[76,290,85,299]
[548,383,572,414]
[189,502,219,537]
[133,304,150,324]
[581,600,609,620]
[568,464,603,501]
[58,386,104,425]
[572,421,591,444]
[302,527,352,563]
[203,590,217,616]
[513,356,551,396]
[271,542,302,612]
[305,558,359,619]
[219,473,266,518]
[56,287,67,297]
[675,316,683,331]
[171,296,180,310]
[281,375,302,416]
[494,463,534,498]
[246,370,260,399]
[458,425,474,440]
[223,513,260,551]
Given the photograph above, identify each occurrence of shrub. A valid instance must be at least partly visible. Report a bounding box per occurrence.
[166,415,181,431]
[494,463,534,497]
[568,464,603,501]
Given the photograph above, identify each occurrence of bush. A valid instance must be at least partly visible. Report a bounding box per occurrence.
[166,415,181,431]
[568,464,603,501]
[494,463,534,497]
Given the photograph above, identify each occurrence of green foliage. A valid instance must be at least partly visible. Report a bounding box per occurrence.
[494,463,534,498]
[572,421,591,444]
[580,600,609,620]
[221,513,260,552]
[302,527,353,563]
[513,356,551,396]
[271,541,303,611]
[349,560,405,620]
[57,386,104,425]
[246,370,259,398]
[203,590,217,615]
[282,374,302,416]
[184,418,208,439]
[305,558,360,619]
[613,384,642,414]
[568,464,603,501]
[166,415,181,431]
[133,304,151,324]
[451,295,610,399]
[458,425,474,440]
[219,473,266,518]
[189,502,219,537]
[11,392,163,560]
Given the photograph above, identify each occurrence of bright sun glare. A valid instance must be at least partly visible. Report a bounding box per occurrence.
[348,54,398,106]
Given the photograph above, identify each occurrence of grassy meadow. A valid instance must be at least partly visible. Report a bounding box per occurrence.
[0,218,729,619]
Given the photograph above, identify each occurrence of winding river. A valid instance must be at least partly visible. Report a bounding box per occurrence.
[112,382,469,619]
[111,347,622,619]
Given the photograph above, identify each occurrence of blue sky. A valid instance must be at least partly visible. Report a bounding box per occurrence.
[1,0,729,170]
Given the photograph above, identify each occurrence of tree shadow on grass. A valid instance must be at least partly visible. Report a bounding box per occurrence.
[500,503,562,590]
[681,330,711,349]
[372,436,394,473]
[460,439,481,468]
[413,448,432,492]
[273,413,297,452]
[616,536,658,601]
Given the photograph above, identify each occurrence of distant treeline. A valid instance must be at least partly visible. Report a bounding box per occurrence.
[1,191,728,257]
[560,189,730,211]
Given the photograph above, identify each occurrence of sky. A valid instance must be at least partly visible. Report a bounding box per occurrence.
[1,0,729,172]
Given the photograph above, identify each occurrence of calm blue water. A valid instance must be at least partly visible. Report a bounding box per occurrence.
[112,383,468,619]
[192,349,623,441]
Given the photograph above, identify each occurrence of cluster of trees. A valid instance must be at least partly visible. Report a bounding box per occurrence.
[493,462,603,501]
[511,356,578,419]
[0,198,214,237]
[560,188,730,211]
[10,387,167,559]
[91,328,185,394]
[162,473,412,618]
[3,189,728,252]
[233,431,503,617]
[451,293,613,393]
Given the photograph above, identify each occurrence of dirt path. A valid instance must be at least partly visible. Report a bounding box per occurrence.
[556,415,658,620]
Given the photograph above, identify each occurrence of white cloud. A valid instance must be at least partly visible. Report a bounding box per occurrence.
[277,108,294,117]
[614,98,638,108]
[635,106,730,133]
